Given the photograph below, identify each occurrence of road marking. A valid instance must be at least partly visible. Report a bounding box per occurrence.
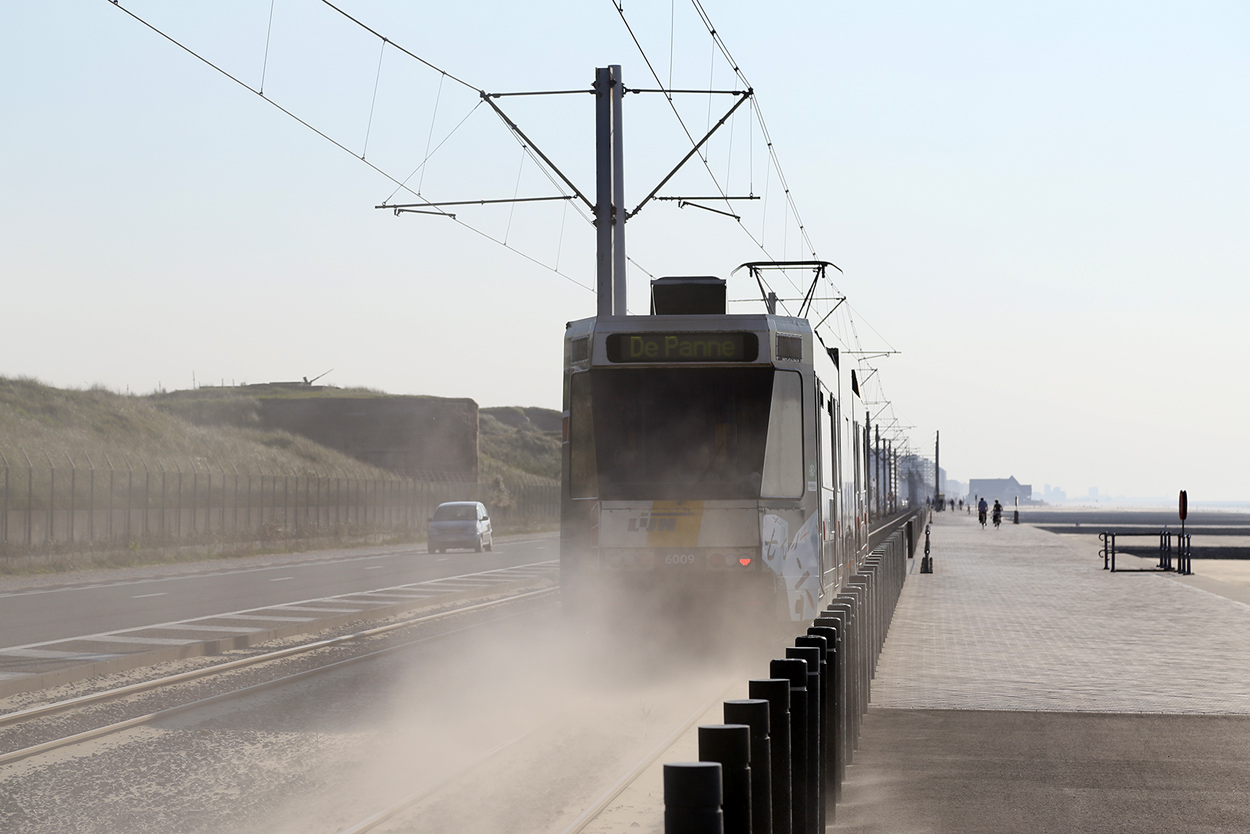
[364,565,384,570]
[269,577,294,582]
[0,560,560,654]
[79,636,198,646]
[0,648,122,660]
[156,624,256,633]
[436,558,449,562]
[210,614,317,623]
[132,592,167,599]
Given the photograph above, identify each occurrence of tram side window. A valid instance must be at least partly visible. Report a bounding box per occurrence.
[569,372,597,498]
[761,370,803,498]
[820,388,834,491]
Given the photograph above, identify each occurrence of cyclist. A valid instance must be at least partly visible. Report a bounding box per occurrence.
[992,499,1003,529]
[977,496,988,528]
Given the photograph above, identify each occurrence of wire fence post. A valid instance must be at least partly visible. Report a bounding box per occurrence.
[66,451,76,544]
[231,463,240,537]
[85,452,95,543]
[140,455,151,539]
[105,454,114,542]
[43,449,55,544]
[0,450,9,548]
[124,454,134,542]
[206,463,213,537]
[23,448,34,547]
[158,458,167,538]
[191,458,199,536]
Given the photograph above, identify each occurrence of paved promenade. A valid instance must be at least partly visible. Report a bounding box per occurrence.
[835,512,1250,832]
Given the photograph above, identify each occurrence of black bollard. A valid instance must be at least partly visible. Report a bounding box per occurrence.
[836,589,868,747]
[724,699,772,834]
[822,603,858,761]
[786,645,822,834]
[807,624,842,806]
[665,761,724,834]
[699,724,752,834]
[748,678,791,834]
[795,633,832,825]
[770,658,808,834]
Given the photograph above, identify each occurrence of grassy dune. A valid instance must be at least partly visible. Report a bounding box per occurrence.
[0,377,394,478]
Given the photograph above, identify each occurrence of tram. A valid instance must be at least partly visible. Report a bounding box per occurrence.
[560,267,870,623]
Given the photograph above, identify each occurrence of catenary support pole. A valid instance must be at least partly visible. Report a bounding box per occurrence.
[610,64,627,317]
[595,66,613,317]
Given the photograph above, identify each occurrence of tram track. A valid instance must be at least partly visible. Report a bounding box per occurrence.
[0,587,557,767]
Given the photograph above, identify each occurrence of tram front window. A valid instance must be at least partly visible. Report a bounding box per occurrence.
[587,367,775,500]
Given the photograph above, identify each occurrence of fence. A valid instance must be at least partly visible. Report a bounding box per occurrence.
[0,456,558,555]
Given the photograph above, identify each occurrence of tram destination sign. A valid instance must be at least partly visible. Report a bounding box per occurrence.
[605,332,760,363]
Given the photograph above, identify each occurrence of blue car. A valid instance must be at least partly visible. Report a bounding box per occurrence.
[428,501,493,553]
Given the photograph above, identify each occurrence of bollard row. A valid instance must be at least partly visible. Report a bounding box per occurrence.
[664,515,919,833]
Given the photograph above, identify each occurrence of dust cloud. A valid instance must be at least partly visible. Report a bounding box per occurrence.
[248,578,794,834]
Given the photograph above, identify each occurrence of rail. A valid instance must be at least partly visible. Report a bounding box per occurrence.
[662,508,922,833]
[1099,531,1194,575]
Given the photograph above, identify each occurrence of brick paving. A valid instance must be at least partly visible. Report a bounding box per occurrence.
[872,513,1250,714]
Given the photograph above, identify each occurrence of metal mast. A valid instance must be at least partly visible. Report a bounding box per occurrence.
[595,65,627,317]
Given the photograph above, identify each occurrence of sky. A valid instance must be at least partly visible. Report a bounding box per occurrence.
[2,1,1248,502]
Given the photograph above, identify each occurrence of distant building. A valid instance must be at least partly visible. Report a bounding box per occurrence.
[899,454,936,506]
[1043,484,1067,503]
[968,476,1033,505]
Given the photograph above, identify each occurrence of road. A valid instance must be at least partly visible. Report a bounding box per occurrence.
[0,536,558,650]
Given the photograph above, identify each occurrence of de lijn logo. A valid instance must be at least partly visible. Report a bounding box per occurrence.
[626,508,697,532]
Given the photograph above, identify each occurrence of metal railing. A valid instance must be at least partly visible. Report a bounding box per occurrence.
[1099,531,1194,575]
[0,456,558,556]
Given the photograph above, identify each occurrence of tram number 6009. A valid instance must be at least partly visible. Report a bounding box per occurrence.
[665,552,697,566]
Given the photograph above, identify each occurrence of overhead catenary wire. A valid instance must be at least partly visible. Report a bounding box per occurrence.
[104,0,594,293]
[260,0,277,95]
[417,72,446,196]
[610,3,781,268]
[361,37,387,160]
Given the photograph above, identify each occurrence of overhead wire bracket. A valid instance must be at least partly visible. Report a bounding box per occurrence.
[628,90,753,220]
[479,92,594,212]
